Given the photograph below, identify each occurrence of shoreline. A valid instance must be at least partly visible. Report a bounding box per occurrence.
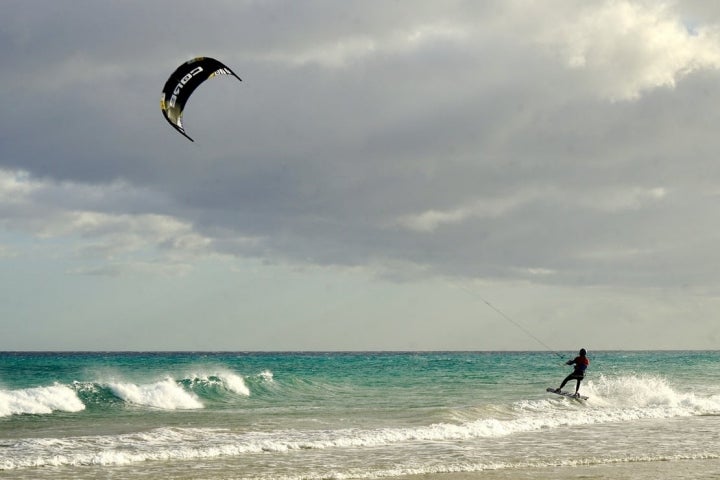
[383,457,720,480]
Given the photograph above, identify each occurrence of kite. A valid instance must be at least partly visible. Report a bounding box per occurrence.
[160,57,242,142]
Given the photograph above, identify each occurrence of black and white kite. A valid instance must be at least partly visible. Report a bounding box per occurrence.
[160,57,242,142]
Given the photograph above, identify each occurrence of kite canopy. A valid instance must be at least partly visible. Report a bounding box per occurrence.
[160,57,242,142]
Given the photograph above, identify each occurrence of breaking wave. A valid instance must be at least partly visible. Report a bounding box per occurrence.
[0,370,262,416]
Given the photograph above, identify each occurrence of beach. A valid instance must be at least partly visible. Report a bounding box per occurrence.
[395,459,720,480]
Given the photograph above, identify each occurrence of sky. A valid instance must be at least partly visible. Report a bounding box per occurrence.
[2,0,720,351]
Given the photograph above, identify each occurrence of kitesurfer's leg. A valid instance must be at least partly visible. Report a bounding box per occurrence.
[557,374,572,392]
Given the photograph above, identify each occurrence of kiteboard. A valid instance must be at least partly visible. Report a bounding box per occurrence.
[546,387,588,400]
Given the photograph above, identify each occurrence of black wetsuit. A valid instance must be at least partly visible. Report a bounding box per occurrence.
[559,355,589,392]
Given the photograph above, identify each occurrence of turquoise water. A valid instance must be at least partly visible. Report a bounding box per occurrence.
[1,351,719,479]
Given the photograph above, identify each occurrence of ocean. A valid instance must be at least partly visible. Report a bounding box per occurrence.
[0,351,718,479]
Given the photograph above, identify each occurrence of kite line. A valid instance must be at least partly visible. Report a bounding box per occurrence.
[449,281,565,361]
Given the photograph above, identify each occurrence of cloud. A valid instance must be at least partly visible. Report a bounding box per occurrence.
[2,0,720,290]
[395,189,550,232]
[395,185,667,232]
[0,244,17,259]
[4,1,720,350]
[0,169,229,275]
[538,0,720,100]
[265,21,470,68]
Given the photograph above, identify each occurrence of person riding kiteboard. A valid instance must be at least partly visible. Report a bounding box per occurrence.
[554,348,589,397]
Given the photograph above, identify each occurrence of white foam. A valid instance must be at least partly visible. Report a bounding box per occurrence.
[4,422,720,472]
[582,374,720,415]
[0,384,85,417]
[187,371,251,396]
[235,452,720,480]
[221,372,251,396]
[107,378,203,409]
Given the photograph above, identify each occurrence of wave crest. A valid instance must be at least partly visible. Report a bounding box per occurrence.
[0,384,85,417]
[108,378,203,410]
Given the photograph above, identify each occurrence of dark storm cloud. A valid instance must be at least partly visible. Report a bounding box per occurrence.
[3,0,720,289]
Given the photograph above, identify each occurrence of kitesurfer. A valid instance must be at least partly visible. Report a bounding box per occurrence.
[554,348,589,397]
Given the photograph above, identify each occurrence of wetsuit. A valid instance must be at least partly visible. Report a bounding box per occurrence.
[558,355,589,393]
